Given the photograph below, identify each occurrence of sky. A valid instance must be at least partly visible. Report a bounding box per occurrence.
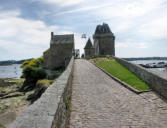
[0,0,167,60]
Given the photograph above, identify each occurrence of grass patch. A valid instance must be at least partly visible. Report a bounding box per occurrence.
[96,59,150,91]
[36,79,55,87]
[9,79,25,85]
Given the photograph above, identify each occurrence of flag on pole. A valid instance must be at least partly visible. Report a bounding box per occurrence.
[81,33,86,38]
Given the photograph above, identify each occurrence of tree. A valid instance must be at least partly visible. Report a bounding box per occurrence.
[20,66,46,92]
[20,57,46,92]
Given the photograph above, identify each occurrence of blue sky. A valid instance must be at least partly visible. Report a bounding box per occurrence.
[0,0,167,60]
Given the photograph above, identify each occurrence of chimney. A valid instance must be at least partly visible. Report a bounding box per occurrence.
[51,32,54,38]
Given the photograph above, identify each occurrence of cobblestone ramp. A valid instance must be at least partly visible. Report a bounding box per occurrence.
[68,59,167,128]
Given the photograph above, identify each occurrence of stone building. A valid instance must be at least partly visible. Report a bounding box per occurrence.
[84,38,95,59]
[43,32,74,70]
[93,23,115,56]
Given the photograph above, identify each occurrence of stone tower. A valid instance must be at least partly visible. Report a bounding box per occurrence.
[93,23,115,56]
[84,38,94,59]
[43,32,74,70]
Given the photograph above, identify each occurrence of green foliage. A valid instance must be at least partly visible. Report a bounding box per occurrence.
[96,60,150,91]
[65,97,70,110]
[23,66,46,80]
[20,57,46,91]
[21,57,44,68]
[20,60,29,68]
[34,57,44,67]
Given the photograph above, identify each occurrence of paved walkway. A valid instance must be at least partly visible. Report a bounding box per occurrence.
[68,59,167,128]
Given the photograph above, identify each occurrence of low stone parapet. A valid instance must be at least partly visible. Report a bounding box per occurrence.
[8,57,74,128]
[114,56,167,99]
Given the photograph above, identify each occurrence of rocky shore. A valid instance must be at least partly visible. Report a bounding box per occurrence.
[0,78,55,128]
[0,78,31,127]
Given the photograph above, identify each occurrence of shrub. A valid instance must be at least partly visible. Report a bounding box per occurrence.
[20,57,45,92]
[34,57,44,67]
[23,66,46,80]
[20,60,30,68]
[21,57,44,68]
[20,66,46,91]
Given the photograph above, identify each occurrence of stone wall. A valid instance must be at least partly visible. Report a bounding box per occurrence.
[84,48,95,59]
[43,49,50,68]
[93,33,115,56]
[49,43,74,70]
[43,34,74,70]
[8,57,74,128]
[114,56,167,99]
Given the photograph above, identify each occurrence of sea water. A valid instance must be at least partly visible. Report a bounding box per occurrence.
[0,64,22,78]
[129,60,167,65]
[130,60,167,79]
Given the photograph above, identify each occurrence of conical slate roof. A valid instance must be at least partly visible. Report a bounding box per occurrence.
[94,23,113,35]
[84,38,93,49]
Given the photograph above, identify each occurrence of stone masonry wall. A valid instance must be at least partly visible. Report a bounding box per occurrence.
[49,43,74,70]
[85,48,94,59]
[114,56,167,99]
[93,33,115,56]
[8,57,74,128]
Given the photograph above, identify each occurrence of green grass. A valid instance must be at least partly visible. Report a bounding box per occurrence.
[96,60,150,91]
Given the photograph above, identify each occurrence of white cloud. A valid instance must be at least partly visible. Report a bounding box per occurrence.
[0,10,20,18]
[115,41,151,57]
[37,0,84,6]
[1,0,167,59]
[49,0,166,34]
[112,19,133,33]
[139,17,167,39]
[54,4,113,15]
[116,42,148,49]
[0,10,75,60]
[91,0,166,33]
[97,0,165,19]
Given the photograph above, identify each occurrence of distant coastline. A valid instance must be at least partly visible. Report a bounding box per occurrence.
[1,57,167,65]
[0,58,33,66]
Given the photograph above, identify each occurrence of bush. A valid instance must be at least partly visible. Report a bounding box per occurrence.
[23,66,46,80]
[35,57,44,67]
[20,60,30,68]
[20,66,46,92]
[20,57,45,92]
[21,57,44,68]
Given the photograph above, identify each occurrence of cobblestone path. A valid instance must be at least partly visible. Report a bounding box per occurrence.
[68,59,167,128]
